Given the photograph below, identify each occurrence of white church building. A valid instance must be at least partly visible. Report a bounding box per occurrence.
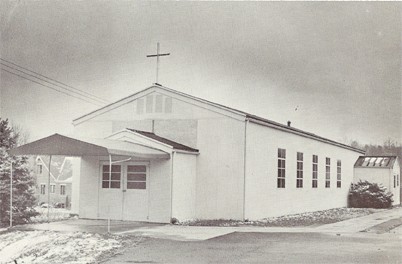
[12,84,364,223]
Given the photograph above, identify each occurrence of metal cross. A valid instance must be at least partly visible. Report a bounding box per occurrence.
[146,42,170,84]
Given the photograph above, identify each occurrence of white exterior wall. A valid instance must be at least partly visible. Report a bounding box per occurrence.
[171,152,197,221]
[70,158,81,214]
[245,122,362,219]
[354,160,400,205]
[195,118,245,220]
[78,155,172,222]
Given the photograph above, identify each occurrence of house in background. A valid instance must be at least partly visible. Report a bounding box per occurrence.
[34,156,75,208]
[12,84,365,223]
[354,156,400,205]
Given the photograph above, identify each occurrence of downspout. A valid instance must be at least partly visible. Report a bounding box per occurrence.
[170,152,175,222]
[243,118,249,221]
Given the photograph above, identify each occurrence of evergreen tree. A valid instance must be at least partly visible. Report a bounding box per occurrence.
[0,118,38,225]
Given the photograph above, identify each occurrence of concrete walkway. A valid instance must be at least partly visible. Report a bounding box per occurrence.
[10,207,402,241]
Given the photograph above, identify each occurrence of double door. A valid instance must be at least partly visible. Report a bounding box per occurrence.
[99,162,149,221]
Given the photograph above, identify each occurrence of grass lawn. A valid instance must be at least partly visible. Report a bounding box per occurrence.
[178,207,384,227]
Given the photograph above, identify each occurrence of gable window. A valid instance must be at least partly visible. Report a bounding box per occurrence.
[394,174,397,188]
[60,185,66,195]
[136,98,144,114]
[40,184,46,195]
[127,165,147,189]
[325,158,330,188]
[50,184,55,193]
[277,148,286,188]
[312,155,318,188]
[102,165,121,189]
[37,165,43,174]
[296,152,303,188]
[337,160,341,188]
[146,95,154,113]
[155,95,163,113]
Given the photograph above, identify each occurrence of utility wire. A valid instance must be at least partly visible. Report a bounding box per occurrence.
[1,68,104,107]
[0,58,109,104]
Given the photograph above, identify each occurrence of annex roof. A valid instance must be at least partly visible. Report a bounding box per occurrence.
[72,84,364,154]
[126,129,199,153]
[354,156,398,168]
[10,134,170,159]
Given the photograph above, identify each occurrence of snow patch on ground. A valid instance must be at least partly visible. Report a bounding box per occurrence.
[0,230,124,264]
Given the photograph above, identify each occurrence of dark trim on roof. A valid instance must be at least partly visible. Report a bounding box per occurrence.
[73,84,364,154]
[127,129,199,153]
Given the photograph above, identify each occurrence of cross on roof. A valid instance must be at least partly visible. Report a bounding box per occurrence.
[146,42,170,84]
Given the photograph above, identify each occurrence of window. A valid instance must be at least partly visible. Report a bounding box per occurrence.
[337,160,341,188]
[146,95,154,113]
[296,152,303,188]
[60,185,66,195]
[397,174,400,187]
[136,98,144,114]
[40,184,46,195]
[37,165,43,174]
[127,165,147,189]
[277,148,286,188]
[312,155,318,188]
[102,165,121,189]
[155,95,163,113]
[325,158,330,188]
[165,97,172,113]
[50,184,55,193]
[394,174,396,188]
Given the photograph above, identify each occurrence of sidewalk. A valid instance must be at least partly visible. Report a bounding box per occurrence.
[115,207,402,241]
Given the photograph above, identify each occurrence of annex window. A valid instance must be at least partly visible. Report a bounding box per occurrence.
[102,165,121,189]
[60,185,66,195]
[40,184,46,195]
[127,165,147,189]
[394,174,397,188]
[296,152,303,188]
[277,148,286,188]
[397,174,400,187]
[312,155,318,188]
[325,158,330,188]
[37,165,43,174]
[50,184,55,193]
[337,160,342,188]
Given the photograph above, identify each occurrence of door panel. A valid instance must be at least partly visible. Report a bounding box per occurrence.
[99,164,123,220]
[123,164,149,221]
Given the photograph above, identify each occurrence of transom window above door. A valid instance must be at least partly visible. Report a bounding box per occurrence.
[127,165,147,189]
[102,165,121,189]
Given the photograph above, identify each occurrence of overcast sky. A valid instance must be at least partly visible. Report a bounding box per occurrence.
[0,1,400,145]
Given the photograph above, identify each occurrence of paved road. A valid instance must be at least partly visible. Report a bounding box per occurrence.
[106,232,401,264]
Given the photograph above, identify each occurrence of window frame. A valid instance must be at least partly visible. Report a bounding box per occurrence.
[40,184,46,195]
[277,148,286,188]
[126,164,148,190]
[296,152,303,188]
[312,155,318,188]
[337,160,341,188]
[325,157,331,188]
[101,164,122,189]
[60,185,66,195]
[50,184,56,194]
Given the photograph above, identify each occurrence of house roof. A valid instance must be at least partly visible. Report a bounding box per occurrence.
[73,84,364,154]
[126,129,199,153]
[354,156,398,168]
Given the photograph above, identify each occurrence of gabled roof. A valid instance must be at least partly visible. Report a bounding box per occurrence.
[73,84,364,154]
[354,156,398,168]
[126,129,199,153]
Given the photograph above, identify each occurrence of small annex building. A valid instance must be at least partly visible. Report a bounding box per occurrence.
[354,156,400,205]
[12,84,365,223]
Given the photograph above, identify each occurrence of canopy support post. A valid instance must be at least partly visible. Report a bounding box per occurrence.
[9,161,13,228]
[47,155,52,222]
[108,154,112,234]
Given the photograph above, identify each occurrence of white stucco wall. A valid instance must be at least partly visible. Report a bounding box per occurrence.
[171,152,197,221]
[70,158,81,214]
[79,156,99,219]
[245,122,362,219]
[195,117,245,220]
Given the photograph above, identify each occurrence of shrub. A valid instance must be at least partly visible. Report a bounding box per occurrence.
[348,180,393,209]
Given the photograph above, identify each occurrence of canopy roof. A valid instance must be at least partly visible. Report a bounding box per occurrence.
[9,134,170,159]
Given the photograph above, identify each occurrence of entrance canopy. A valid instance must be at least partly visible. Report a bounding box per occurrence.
[10,133,170,159]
